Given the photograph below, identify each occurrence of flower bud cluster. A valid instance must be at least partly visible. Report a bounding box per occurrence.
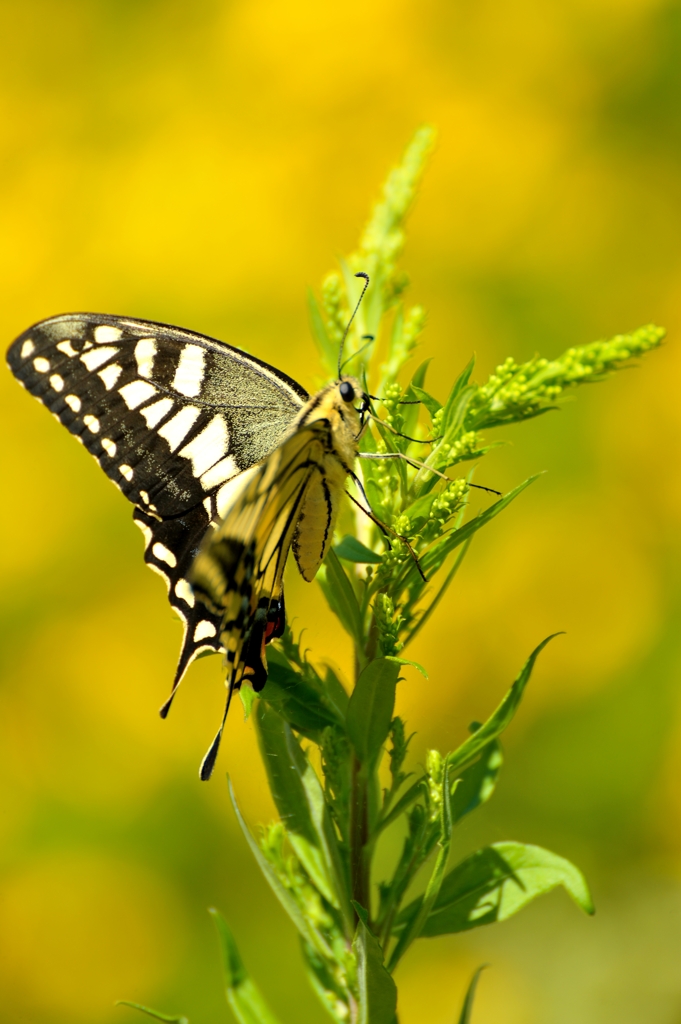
[382,381,405,434]
[467,325,664,429]
[372,439,400,505]
[322,272,346,347]
[435,430,480,469]
[374,593,404,656]
[261,823,333,930]
[426,749,444,822]
[429,479,467,522]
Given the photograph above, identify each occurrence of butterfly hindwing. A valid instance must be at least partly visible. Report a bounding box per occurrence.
[190,418,344,778]
[7,313,309,694]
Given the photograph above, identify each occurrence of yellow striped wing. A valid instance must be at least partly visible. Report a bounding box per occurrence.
[189,417,344,778]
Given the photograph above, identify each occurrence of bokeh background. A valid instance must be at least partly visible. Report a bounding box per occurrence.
[2,1,681,1021]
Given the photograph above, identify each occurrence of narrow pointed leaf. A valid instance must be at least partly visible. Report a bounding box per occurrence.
[254,702,336,904]
[387,766,455,969]
[335,535,383,564]
[456,966,488,1024]
[116,1003,188,1024]
[353,915,398,1024]
[319,549,363,644]
[409,384,441,419]
[403,538,471,646]
[210,909,285,1024]
[419,475,540,577]
[450,740,503,824]
[446,634,561,776]
[263,649,342,738]
[346,659,400,765]
[228,779,333,959]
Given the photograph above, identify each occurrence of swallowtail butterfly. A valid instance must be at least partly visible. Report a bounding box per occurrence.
[7,310,365,778]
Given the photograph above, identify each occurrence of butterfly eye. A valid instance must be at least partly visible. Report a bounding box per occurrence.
[339,380,355,403]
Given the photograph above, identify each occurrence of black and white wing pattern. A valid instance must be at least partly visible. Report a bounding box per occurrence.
[7,313,308,704]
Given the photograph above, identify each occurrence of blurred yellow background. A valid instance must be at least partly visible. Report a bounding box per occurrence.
[2,1,681,1021]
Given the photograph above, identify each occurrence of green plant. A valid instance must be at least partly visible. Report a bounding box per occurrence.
[124,127,663,1024]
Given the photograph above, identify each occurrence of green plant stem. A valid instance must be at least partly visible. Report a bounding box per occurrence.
[350,753,370,916]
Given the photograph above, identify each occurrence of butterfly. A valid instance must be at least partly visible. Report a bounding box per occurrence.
[7,292,371,778]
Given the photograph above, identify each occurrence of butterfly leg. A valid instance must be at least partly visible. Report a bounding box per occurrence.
[359,452,500,494]
[345,486,427,584]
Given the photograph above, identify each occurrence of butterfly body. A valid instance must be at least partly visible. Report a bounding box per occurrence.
[7,312,364,777]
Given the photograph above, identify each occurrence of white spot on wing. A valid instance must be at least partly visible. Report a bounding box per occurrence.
[119,380,157,410]
[135,338,157,378]
[65,394,81,412]
[216,466,256,518]
[21,339,35,358]
[49,374,64,392]
[135,519,153,546]
[194,620,217,641]
[140,397,173,428]
[33,357,50,373]
[81,346,119,372]
[119,464,133,481]
[152,542,177,567]
[98,363,122,390]
[139,489,150,504]
[83,414,100,433]
[175,579,195,607]
[178,415,228,478]
[172,344,205,397]
[158,406,200,451]
[101,438,117,457]
[201,454,239,490]
[94,325,123,344]
[57,340,78,358]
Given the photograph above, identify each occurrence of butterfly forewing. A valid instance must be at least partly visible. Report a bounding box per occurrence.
[7,313,308,694]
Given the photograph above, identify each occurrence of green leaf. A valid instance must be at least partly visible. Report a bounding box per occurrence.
[403,538,471,647]
[254,702,336,904]
[300,940,350,1023]
[441,355,476,434]
[116,1002,188,1024]
[456,966,488,1024]
[385,656,428,679]
[255,703,352,919]
[346,659,400,764]
[353,914,398,1024]
[318,549,364,645]
[322,665,350,716]
[446,634,561,777]
[418,475,540,578]
[307,288,337,378]
[335,535,383,564]
[396,841,594,937]
[401,358,433,436]
[263,650,342,739]
[410,384,441,420]
[374,777,425,838]
[387,764,455,970]
[210,908,285,1024]
[228,779,334,960]
[450,739,503,825]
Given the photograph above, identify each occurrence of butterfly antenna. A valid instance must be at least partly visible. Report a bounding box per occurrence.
[337,272,370,380]
[340,334,375,374]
